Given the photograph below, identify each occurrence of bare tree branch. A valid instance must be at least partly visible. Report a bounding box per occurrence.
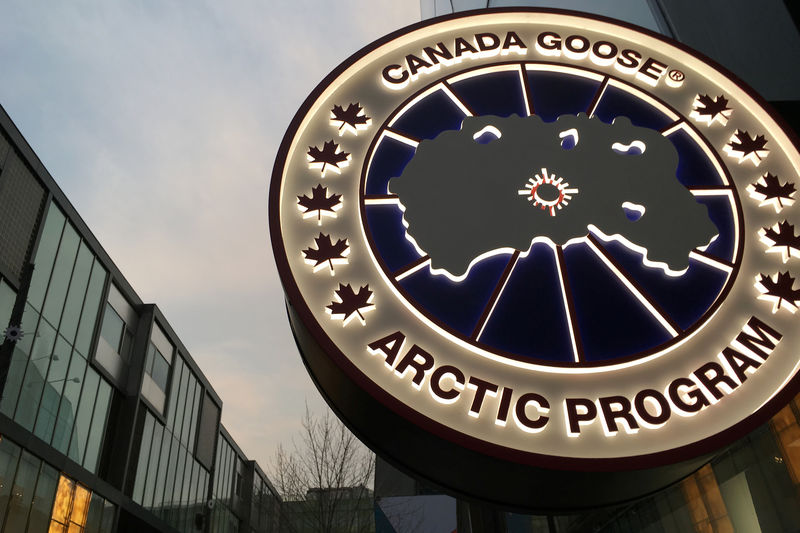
[271,406,375,533]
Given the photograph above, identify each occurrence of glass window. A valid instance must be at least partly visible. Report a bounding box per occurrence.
[99,499,115,533]
[59,242,93,344]
[41,221,79,328]
[0,436,22,526]
[27,203,66,312]
[5,450,40,532]
[0,304,37,417]
[52,353,87,455]
[83,379,112,474]
[51,475,75,525]
[84,493,104,533]
[15,316,56,431]
[166,358,184,430]
[153,424,172,510]
[28,462,59,533]
[163,436,180,508]
[195,394,219,470]
[187,384,202,452]
[151,350,170,391]
[33,336,72,443]
[143,421,164,509]
[132,412,155,505]
[98,304,124,354]
[49,474,95,532]
[181,378,197,447]
[68,368,100,464]
[74,262,106,357]
[172,364,190,439]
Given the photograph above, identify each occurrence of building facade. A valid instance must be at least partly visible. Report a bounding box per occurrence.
[0,105,280,533]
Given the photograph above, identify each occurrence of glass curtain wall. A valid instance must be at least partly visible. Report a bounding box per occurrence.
[0,432,115,533]
[0,201,113,474]
[132,352,209,533]
[250,472,280,533]
[211,434,244,533]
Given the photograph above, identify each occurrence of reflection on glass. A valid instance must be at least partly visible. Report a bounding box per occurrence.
[99,303,124,355]
[59,242,93,343]
[52,354,87,455]
[83,379,112,474]
[132,413,155,504]
[69,368,100,464]
[84,492,104,533]
[15,316,55,430]
[33,335,72,442]
[0,437,21,526]
[100,499,115,533]
[29,463,59,532]
[75,262,106,357]
[42,221,79,327]
[28,202,66,312]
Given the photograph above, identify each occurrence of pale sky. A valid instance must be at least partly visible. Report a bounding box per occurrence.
[0,1,420,475]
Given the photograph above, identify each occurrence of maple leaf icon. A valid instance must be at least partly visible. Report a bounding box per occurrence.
[307,140,351,177]
[303,233,350,275]
[746,173,796,212]
[326,284,375,325]
[759,221,800,263]
[690,94,732,126]
[330,103,371,136]
[723,129,768,166]
[755,271,800,313]
[297,184,342,225]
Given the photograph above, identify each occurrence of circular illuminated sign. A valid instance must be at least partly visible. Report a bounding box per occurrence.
[270,9,800,509]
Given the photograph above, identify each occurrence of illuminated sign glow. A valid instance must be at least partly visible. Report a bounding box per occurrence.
[270,10,800,508]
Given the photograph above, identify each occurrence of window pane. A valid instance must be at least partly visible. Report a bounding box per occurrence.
[98,304,124,355]
[52,353,87,455]
[48,520,67,533]
[5,451,41,532]
[151,352,170,391]
[58,242,93,344]
[180,378,197,447]
[187,383,202,452]
[41,222,79,328]
[0,304,38,416]
[68,368,100,463]
[74,262,106,357]
[99,499,115,533]
[143,422,164,509]
[0,436,22,526]
[28,203,66,312]
[163,436,180,509]
[172,365,190,440]
[71,484,91,526]
[28,463,59,533]
[15,317,56,431]
[84,493,104,533]
[153,424,172,511]
[166,358,184,431]
[33,335,72,442]
[132,412,155,505]
[83,379,112,474]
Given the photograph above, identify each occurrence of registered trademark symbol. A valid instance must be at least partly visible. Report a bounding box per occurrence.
[667,69,685,87]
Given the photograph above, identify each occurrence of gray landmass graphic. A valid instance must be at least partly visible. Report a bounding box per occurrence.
[389,114,718,278]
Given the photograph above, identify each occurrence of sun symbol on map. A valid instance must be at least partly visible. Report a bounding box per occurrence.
[518,168,579,216]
